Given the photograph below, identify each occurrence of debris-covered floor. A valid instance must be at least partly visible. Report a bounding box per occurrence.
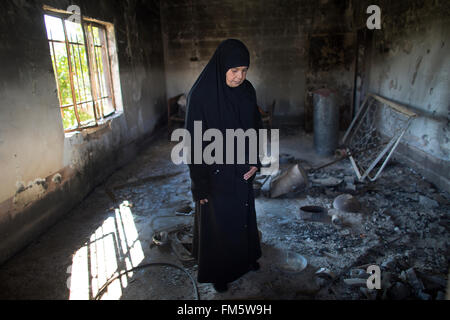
[0,126,448,300]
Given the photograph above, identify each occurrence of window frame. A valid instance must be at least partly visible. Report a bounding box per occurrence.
[44,8,118,133]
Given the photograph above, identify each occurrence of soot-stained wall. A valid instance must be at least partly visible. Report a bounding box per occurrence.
[160,0,357,127]
[0,0,167,264]
[354,0,450,191]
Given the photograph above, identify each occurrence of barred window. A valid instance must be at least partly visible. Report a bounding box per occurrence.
[44,11,117,132]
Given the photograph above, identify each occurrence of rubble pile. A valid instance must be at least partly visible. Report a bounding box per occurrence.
[257,158,449,300]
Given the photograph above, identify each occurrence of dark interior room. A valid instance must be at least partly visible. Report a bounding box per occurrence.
[0,0,448,303]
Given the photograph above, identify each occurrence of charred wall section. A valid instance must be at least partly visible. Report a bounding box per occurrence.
[160,0,357,127]
[354,0,450,192]
[1,0,449,267]
[0,0,167,264]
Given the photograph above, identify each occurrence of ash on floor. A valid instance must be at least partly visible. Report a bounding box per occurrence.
[0,127,448,300]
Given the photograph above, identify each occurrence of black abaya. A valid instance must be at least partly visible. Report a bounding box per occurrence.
[185,39,263,284]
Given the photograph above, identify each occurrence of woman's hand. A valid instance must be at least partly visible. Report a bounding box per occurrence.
[200,198,209,205]
[244,166,258,180]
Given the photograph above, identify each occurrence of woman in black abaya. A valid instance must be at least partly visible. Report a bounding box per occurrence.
[185,39,263,292]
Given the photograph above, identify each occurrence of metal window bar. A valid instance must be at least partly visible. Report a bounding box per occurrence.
[80,20,100,123]
[60,96,111,109]
[74,36,90,105]
[45,13,96,131]
[48,29,65,121]
[71,20,97,127]
[100,24,117,114]
[61,17,82,127]
[68,25,97,128]
[87,23,116,117]
[84,23,103,119]
[94,45,105,117]
[45,11,116,132]
[91,25,106,118]
[70,43,82,107]
[46,39,85,45]
[342,93,417,182]
[71,42,96,126]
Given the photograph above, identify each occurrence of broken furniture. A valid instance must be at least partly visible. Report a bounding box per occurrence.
[268,92,418,198]
[167,93,187,136]
[342,93,417,181]
[267,156,351,198]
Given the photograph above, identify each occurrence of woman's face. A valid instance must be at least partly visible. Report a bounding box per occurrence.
[225,66,248,87]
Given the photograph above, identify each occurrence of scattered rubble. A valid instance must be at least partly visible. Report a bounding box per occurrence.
[269,164,308,198]
[344,278,367,287]
[400,268,425,292]
[1,132,447,300]
[311,177,343,187]
[333,194,361,212]
[257,155,449,300]
[52,173,62,184]
[175,205,193,214]
[315,267,336,279]
[419,195,439,209]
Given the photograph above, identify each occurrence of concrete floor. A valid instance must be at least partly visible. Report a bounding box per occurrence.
[0,126,448,300]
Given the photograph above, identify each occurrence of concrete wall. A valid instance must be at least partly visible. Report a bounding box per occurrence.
[0,0,167,264]
[160,0,449,191]
[160,0,356,127]
[357,0,450,192]
[1,0,448,265]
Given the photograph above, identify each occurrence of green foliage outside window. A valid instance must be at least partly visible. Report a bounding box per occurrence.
[46,15,111,131]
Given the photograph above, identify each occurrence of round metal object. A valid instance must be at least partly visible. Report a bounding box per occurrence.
[333,194,361,212]
[298,205,328,221]
[278,250,308,274]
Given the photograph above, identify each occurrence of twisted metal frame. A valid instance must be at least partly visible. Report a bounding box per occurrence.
[342,93,417,181]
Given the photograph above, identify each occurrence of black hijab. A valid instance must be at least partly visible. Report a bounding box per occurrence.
[185,39,260,164]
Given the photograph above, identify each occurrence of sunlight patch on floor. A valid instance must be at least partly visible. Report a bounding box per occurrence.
[68,201,144,300]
